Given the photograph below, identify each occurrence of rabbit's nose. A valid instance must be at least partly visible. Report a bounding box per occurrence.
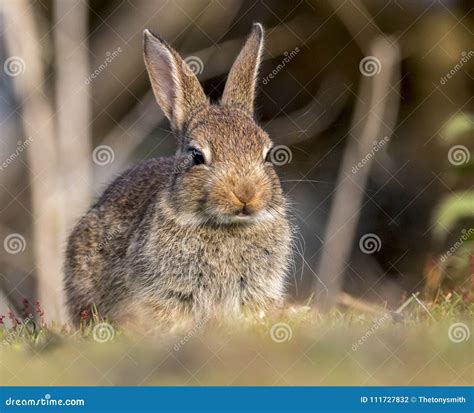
[232,185,256,205]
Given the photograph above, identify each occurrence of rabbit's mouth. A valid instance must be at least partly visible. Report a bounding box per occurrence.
[208,207,277,226]
[171,205,279,227]
[233,209,254,223]
[235,204,254,218]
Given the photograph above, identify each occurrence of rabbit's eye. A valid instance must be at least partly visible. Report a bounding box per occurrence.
[189,147,205,165]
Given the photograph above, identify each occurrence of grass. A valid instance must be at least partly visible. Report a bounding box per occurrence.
[0,290,473,386]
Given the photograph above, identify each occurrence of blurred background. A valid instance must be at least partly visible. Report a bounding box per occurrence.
[0,0,472,323]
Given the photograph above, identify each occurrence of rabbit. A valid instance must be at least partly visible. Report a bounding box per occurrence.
[64,23,292,327]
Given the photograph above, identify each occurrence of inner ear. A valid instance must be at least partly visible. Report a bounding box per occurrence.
[143,29,208,131]
[221,23,264,114]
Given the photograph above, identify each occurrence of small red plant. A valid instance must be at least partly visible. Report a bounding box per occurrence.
[470,254,474,288]
[22,298,30,319]
[8,310,20,331]
[35,301,45,326]
[80,309,90,322]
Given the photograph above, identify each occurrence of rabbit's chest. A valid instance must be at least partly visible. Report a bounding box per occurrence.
[148,227,289,315]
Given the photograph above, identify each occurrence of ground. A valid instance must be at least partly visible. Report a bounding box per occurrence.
[0,290,472,386]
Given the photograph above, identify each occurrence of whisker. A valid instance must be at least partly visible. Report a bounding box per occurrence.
[281,179,333,184]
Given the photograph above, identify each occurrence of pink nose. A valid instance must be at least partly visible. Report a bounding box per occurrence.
[232,185,256,205]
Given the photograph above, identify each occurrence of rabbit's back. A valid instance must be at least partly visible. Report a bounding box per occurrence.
[64,157,173,321]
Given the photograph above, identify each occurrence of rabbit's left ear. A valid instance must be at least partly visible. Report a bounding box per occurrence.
[221,23,264,114]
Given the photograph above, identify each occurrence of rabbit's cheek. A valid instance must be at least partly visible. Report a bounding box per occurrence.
[173,169,212,211]
[206,182,234,214]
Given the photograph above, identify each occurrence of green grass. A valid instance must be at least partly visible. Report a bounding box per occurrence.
[1,291,473,386]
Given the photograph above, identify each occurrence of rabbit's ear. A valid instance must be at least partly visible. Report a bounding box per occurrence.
[221,23,264,114]
[143,29,208,131]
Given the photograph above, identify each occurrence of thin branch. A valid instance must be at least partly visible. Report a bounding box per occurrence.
[337,291,387,316]
[316,35,401,309]
[3,0,65,322]
[54,0,92,231]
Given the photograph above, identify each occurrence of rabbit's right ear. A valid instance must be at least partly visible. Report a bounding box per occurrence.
[143,30,208,131]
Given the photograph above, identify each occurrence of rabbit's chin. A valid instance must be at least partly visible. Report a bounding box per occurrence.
[175,208,278,227]
[214,210,277,226]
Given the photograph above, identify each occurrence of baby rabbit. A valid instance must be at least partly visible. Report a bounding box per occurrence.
[64,24,292,326]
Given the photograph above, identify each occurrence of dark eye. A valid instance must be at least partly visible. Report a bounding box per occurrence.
[189,147,205,165]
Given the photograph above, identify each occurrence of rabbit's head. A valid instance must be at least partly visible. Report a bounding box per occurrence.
[144,24,286,226]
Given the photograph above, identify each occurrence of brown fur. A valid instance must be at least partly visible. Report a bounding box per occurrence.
[64,24,292,327]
